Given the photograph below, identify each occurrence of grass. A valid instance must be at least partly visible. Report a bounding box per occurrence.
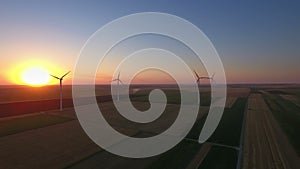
[198,146,237,169]
[146,140,201,169]
[145,98,209,169]
[131,89,211,106]
[0,114,73,137]
[207,98,247,147]
[263,94,300,155]
[186,113,208,140]
[193,97,246,169]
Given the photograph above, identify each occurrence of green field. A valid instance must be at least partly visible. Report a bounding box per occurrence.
[131,89,210,106]
[208,98,247,147]
[186,113,208,140]
[132,89,208,169]
[193,98,246,169]
[0,114,73,137]
[146,140,201,169]
[198,146,237,169]
[263,94,300,155]
[145,98,247,169]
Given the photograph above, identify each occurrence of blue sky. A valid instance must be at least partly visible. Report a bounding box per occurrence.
[0,0,299,84]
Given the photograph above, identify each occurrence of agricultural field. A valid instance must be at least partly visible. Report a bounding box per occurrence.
[280,94,300,107]
[198,146,238,169]
[225,97,238,108]
[208,98,247,147]
[0,85,125,103]
[0,84,299,169]
[242,94,299,169]
[263,92,300,156]
[0,113,73,137]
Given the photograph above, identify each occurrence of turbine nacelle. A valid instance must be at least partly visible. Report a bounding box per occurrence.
[50,71,71,81]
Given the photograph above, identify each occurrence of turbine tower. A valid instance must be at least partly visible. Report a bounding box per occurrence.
[111,71,123,101]
[194,70,215,84]
[50,71,71,111]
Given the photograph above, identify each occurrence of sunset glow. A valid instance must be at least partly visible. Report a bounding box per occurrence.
[21,67,50,86]
[5,59,69,86]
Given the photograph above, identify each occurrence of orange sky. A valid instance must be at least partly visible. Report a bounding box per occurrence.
[1,1,300,85]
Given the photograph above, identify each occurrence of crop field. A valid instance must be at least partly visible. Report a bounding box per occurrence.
[242,94,298,169]
[131,88,210,106]
[144,96,247,169]
[266,88,300,98]
[227,87,250,98]
[146,140,201,169]
[208,98,247,147]
[0,113,73,137]
[0,85,299,169]
[198,146,238,169]
[0,85,125,103]
[0,121,102,169]
[280,94,300,107]
[263,93,300,156]
[185,97,247,169]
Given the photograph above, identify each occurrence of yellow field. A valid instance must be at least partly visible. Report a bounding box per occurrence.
[243,94,294,169]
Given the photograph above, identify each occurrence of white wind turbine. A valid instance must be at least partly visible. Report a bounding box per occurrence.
[50,71,71,111]
[111,71,123,101]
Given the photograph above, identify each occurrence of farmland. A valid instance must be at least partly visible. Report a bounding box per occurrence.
[0,113,72,137]
[263,94,300,155]
[0,84,299,169]
[242,94,299,169]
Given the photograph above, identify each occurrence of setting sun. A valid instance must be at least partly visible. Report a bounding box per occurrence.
[21,67,50,86]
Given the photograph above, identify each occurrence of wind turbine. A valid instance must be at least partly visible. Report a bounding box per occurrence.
[50,71,71,111]
[111,71,123,101]
[194,70,215,84]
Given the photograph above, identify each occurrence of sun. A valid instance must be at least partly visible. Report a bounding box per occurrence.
[21,67,50,86]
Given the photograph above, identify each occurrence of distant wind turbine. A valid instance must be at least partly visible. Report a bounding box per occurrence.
[50,71,71,111]
[111,71,123,101]
[194,70,215,84]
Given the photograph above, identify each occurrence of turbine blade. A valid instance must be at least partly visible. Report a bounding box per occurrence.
[118,72,120,79]
[119,80,124,84]
[211,72,215,79]
[61,71,71,79]
[194,70,200,79]
[50,74,60,80]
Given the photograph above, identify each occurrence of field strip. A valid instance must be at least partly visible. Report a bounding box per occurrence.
[0,120,138,169]
[0,121,98,169]
[242,94,291,169]
[0,114,73,137]
[280,94,300,107]
[0,111,42,121]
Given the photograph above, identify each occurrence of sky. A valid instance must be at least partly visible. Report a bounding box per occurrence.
[0,0,299,85]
